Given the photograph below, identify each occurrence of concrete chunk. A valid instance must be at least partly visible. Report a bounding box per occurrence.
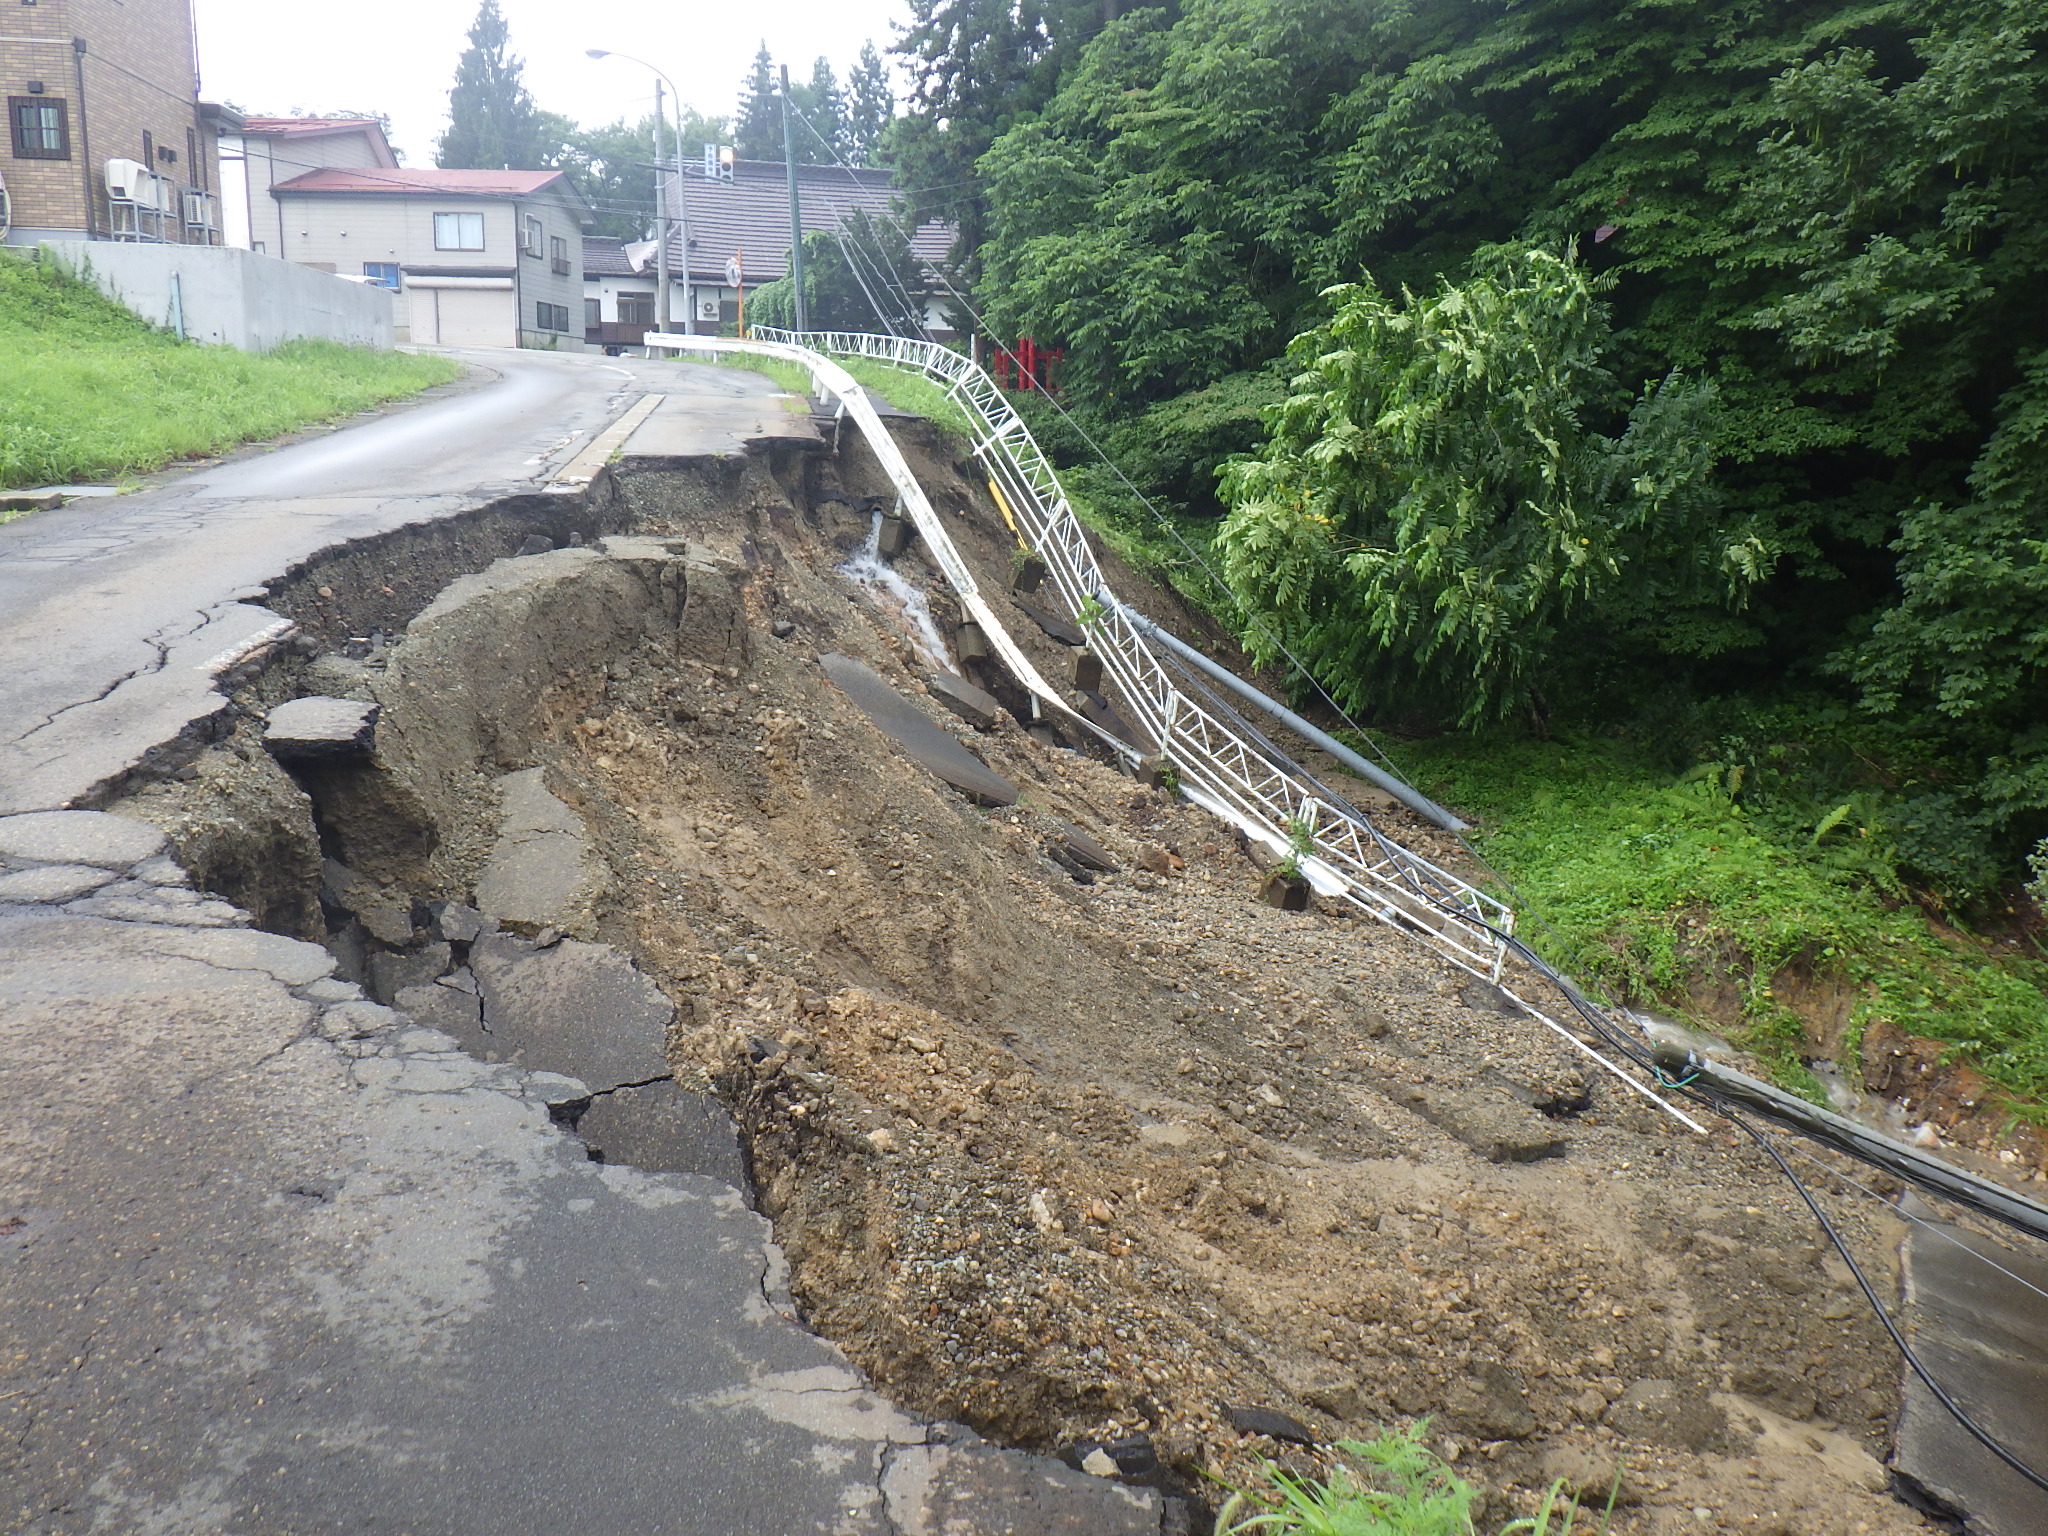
[0,863,115,903]
[573,1081,751,1194]
[468,932,674,1088]
[473,769,603,937]
[0,810,166,868]
[927,670,1003,731]
[264,696,379,760]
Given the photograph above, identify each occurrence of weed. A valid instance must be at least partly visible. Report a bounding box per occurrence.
[0,251,457,489]
[1075,593,1109,629]
[1396,732,2048,1102]
[1212,1425,1476,1536]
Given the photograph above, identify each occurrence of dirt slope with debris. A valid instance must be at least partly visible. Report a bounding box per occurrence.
[528,417,1925,1535]
[134,399,1952,1535]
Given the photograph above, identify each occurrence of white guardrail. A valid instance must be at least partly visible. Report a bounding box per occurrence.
[645,328,1518,983]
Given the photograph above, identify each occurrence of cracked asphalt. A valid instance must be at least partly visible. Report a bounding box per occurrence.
[0,348,720,815]
[0,357,1166,1533]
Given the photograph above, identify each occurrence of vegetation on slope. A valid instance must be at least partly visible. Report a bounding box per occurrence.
[0,252,458,490]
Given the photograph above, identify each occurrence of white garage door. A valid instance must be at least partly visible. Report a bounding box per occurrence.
[414,286,515,348]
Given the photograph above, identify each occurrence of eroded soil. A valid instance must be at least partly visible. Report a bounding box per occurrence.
[525,423,1937,1535]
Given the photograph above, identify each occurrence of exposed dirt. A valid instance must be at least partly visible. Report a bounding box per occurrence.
[526,421,1935,1535]
[126,406,1971,1534]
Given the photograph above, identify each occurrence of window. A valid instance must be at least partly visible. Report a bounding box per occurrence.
[550,233,569,275]
[9,96,69,159]
[536,301,570,332]
[616,292,654,327]
[433,211,484,250]
[519,214,542,256]
[362,262,400,290]
[584,297,601,328]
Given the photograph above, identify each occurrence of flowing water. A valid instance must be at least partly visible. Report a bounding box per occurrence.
[838,509,953,671]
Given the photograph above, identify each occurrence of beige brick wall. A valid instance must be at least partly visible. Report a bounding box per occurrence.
[3,0,222,243]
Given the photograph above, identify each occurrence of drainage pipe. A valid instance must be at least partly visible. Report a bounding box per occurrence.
[1115,604,1468,833]
[1655,1044,2048,1245]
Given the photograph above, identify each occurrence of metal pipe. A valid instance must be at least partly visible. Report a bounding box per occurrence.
[1653,1045,2048,1244]
[1116,604,1468,832]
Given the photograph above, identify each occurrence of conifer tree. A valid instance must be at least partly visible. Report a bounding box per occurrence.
[799,58,848,160]
[734,43,782,159]
[846,42,894,166]
[435,0,544,170]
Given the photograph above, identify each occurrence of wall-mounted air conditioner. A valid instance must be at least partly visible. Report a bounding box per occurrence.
[697,298,719,321]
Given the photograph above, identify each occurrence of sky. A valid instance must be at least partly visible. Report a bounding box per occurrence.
[190,0,912,166]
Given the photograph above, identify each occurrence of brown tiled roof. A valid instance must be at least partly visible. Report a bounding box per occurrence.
[666,159,953,284]
[274,167,568,198]
[582,236,638,277]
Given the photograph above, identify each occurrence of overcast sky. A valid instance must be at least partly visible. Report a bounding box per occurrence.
[191,0,912,165]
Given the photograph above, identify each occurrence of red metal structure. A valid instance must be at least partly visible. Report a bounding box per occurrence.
[990,336,1062,395]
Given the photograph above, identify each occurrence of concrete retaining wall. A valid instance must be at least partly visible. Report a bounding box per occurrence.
[38,241,394,352]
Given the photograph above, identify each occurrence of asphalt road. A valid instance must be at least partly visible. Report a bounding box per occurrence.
[0,348,780,814]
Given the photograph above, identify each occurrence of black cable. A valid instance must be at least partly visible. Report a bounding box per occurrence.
[1708,1104,2048,1495]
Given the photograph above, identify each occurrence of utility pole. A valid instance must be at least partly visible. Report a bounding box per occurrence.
[651,77,671,334]
[779,63,808,333]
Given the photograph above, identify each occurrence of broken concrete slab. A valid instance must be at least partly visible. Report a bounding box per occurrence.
[0,809,167,868]
[467,931,674,1088]
[573,1080,751,1193]
[365,942,454,1006]
[821,653,1019,808]
[473,767,603,937]
[927,670,1003,731]
[0,863,115,903]
[1895,1203,2048,1534]
[264,695,379,760]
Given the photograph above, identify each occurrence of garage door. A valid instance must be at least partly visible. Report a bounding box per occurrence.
[416,286,515,348]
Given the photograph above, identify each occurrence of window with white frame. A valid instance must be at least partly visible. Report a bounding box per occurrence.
[520,214,543,256]
[361,262,400,289]
[433,211,485,250]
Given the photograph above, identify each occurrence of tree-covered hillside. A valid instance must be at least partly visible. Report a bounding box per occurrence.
[894,0,2047,909]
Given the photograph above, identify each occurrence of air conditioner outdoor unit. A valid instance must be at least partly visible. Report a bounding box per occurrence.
[104,157,150,203]
[697,298,719,321]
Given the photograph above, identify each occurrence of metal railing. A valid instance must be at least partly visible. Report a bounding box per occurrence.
[648,327,1518,986]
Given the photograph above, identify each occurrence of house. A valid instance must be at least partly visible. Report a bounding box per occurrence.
[216,116,399,256]
[582,234,659,351]
[268,167,593,350]
[584,158,954,343]
[2,0,230,246]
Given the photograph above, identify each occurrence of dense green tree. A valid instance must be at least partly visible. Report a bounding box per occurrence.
[847,43,896,166]
[1217,249,1733,727]
[797,59,848,159]
[890,0,1120,267]
[970,0,2048,890]
[557,108,729,242]
[436,0,547,170]
[734,43,782,159]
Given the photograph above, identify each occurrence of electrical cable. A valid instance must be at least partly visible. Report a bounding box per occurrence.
[1702,1103,2048,1494]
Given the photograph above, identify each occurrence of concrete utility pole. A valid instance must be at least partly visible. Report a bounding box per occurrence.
[588,48,692,333]
[651,77,671,334]
[779,63,808,333]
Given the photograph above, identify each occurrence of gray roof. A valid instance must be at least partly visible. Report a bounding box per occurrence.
[582,235,636,278]
[663,159,952,285]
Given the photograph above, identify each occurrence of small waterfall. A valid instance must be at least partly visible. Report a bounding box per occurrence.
[838,510,953,670]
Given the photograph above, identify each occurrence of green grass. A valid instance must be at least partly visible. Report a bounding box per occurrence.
[1393,733,2048,1104]
[0,251,459,489]
[692,348,819,403]
[1213,1424,1613,1535]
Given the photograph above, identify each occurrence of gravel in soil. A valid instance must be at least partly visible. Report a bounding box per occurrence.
[516,423,1937,1533]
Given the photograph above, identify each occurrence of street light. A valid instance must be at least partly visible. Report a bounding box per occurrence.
[585,48,691,336]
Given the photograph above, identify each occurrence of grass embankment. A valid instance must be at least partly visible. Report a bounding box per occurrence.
[0,251,458,489]
[1395,733,2048,1105]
